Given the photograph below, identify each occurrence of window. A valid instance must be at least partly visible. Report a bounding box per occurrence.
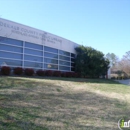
[59,50,70,56]
[0,44,23,53]
[71,58,75,62]
[71,67,75,71]
[59,66,70,71]
[24,61,42,68]
[25,42,43,50]
[0,58,22,66]
[71,53,75,58]
[71,62,75,67]
[24,48,43,56]
[59,60,70,66]
[44,52,58,59]
[59,55,70,61]
[0,51,22,60]
[44,58,58,64]
[24,55,43,62]
[44,46,58,54]
[44,63,58,70]
[0,37,23,46]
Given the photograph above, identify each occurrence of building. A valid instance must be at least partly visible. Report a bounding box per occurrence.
[0,18,79,72]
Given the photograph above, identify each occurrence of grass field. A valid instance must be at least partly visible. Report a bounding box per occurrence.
[0,76,130,130]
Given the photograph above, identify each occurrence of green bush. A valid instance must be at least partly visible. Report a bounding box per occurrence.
[36,70,45,76]
[24,68,34,76]
[13,67,23,75]
[1,66,11,75]
[53,71,61,77]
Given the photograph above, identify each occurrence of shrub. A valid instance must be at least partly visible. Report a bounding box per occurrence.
[36,70,45,76]
[45,70,53,76]
[111,76,116,79]
[65,72,73,78]
[1,66,11,75]
[13,67,23,75]
[71,72,79,78]
[53,71,61,77]
[24,68,34,76]
[61,72,66,77]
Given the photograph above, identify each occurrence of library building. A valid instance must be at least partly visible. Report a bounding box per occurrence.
[0,18,79,72]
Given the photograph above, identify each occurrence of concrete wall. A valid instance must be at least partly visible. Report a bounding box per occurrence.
[0,18,79,53]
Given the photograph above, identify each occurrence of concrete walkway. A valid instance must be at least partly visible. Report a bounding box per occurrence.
[115,79,130,85]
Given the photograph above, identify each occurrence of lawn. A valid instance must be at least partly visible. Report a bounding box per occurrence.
[0,76,130,130]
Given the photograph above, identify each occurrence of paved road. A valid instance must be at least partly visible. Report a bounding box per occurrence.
[115,79,130,85]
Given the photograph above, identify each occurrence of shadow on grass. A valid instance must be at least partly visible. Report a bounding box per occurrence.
[1,75,122,85]
[43,77,120,84]
[0,77,129,130]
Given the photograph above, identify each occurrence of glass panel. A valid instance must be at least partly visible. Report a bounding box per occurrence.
[24,55,43,62]
[71,62,75,67]
[25,42,43,50]
[59,50,70,56]
[44,52,58,59]
[0,36,23,46]
[71,53,75,58]
[71,67,75,71]
[0,51,22,59]
[0,58,22,66]
[44,63,58,70]
[0,44,23,53]
[44,58,58,64]
[24,48,43,56]
[59,55,70,61]
[59,60,70,66]
[24,61,42,68]
[44,46,58,54]
[71,58,75,62]
[59,66,70,71]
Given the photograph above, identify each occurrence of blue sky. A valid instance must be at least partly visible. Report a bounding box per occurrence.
[0,0,130,59]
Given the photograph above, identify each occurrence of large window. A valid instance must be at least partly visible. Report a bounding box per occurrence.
[0,37,23,46]
[71,62,75,67]
[44,46,58,54]
[59,66,70,71]
[0,36,76,72]
[44,63,58,70]
[0,58,22,66]
[24,61,42,68]
[0,51,22,60]
[71,67,75,71]
[25,42,43,50]
[59,50,70,56]
[59,55,70,61]
[71,58,75,62]
[71,53,75,58]
[24,48,43,56]
[59,60,70,66]
[44,52,58,59]
[24,55,43,62]
[44,58,58,64]
[0,44,23,53]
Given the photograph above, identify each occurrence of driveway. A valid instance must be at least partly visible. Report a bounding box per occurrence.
[115,79,130,85]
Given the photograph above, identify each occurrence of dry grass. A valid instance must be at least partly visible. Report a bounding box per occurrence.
[0,76,130,130]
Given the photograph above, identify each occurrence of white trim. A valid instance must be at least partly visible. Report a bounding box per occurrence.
[0,42,23,48]
[24,46,43,52]
[44,56,58,60]
[0,57,22,61]
[22,41,25,68]
[24,60,43,63]
[0,50,23,55]
[44,62,58,65]
[44,50,58,55]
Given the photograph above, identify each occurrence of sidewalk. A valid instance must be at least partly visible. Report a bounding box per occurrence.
[115,79,130,85]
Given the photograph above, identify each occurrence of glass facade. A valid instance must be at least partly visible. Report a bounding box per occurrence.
[0,36,75,71]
